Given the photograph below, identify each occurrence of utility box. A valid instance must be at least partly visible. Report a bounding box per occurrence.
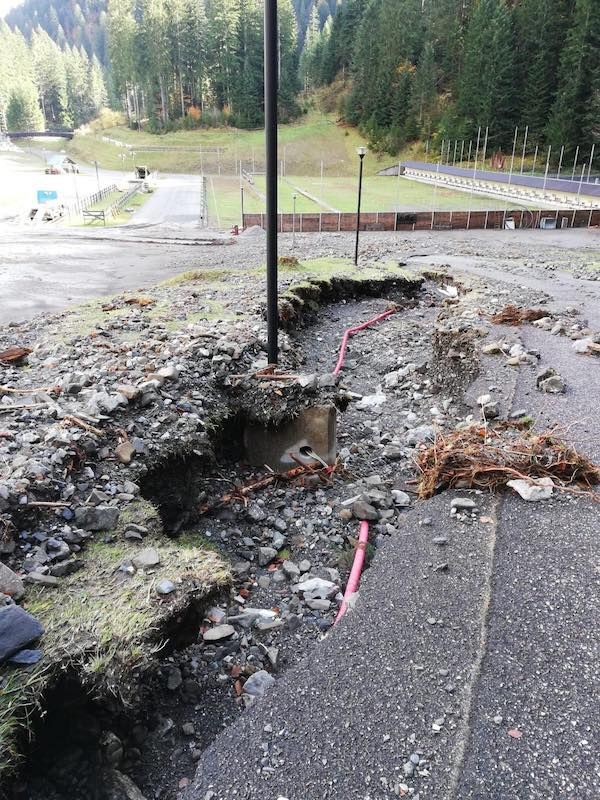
[244,405,337,471]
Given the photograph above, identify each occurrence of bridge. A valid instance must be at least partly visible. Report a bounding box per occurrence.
[5,129,74,140]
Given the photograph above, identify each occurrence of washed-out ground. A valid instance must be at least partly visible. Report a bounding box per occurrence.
[1,224,599,325]
[1,227,599,800]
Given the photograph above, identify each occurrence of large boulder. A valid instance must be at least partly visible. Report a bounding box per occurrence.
[75,505,120,531]
[0,605,44,664]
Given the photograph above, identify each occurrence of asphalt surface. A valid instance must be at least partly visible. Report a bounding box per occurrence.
[0,209,251,324]
[185,492,501,800]
[408,252,600,330]
[129,175,203,226]
[0,228,239,324]
[457,327,600,799]
[183,269,600,799]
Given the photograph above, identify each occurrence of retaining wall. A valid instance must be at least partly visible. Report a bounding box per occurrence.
[242,209,600,233]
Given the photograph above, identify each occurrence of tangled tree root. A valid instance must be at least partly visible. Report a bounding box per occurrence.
[490,305,548,325]
[415,424,600,499]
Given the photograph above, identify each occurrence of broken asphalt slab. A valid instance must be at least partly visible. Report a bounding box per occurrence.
[183,492,499,800]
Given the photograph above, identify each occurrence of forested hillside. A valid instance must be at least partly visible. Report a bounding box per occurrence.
[2,0,331,131]
[107,0,300,131]
[2,0,598,163]
[4,0,332,60]
[6,0,108,62]
[0,20,106,130]
[304,0,600,160]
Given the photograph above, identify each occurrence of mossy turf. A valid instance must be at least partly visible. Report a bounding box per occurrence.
[0,499,230,780]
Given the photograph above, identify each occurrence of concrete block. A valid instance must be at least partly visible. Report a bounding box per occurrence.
[244,405,336,471]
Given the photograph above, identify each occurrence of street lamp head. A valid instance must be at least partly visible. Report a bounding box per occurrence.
[292,193,297,200]
[357,146,368,158]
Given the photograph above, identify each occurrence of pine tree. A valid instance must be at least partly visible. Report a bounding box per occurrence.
[231,0,263,126]
[458,0,516,147]
[410,39,437,137]
[347,0,423,149]
[299,4,322,91]
[547,0,600,160]
[278,0,301,119]
[205,0,240,111]
[7,82,45,130]
[107,0,138,125]
[136,0,173,127]
[320,0,368,83]
[88,54,108,117]
[64,45,91,127]
[178,0,208,113]
[0,21,41,130]
[514,0,570,146]
[31,28,70,126]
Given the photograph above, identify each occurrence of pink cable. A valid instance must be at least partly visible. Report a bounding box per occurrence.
[335,521,369,624]
[332,307,397,624]
[332,309,396,375]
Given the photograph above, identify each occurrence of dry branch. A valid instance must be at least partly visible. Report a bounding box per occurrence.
[61,415,104,437]
[198,460,339,515]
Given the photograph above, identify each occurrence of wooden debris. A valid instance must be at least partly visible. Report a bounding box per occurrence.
[27,501,70,509]
[490,305,547,325]
[124,296,155,307]
[61,415,104,437]
[0,346,32,365]
[0,384,60,396]
[0,403,50,414]
[198,460,339,516]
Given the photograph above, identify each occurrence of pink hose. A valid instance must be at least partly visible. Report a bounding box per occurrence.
[335,521,369,624]
[332,309,396,376]
[332,308,397,623]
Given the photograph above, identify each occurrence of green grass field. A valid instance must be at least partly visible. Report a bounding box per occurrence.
[67,112,384,177]
[293,175,530,212]
[207,173,532,227]
[44,112,538,230]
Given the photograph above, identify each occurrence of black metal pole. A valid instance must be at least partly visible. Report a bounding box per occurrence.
[354,153,365,266]
[265,0,278,364]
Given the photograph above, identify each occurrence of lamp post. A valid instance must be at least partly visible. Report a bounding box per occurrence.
[292,192,297,248]
[354,146,367,266]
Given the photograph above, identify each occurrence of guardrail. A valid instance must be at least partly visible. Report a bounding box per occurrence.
[81,185,140,226]
[108,186,139,216]
[67,184,117,220]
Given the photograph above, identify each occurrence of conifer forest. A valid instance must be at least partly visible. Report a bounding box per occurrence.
[1,0,598,162]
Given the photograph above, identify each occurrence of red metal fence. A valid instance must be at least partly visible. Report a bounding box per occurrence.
[242,208,600,233]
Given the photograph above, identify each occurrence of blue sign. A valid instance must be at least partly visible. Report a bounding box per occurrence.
[37,190,58,204]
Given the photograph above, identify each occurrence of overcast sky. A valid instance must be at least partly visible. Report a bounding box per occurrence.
[0,0,21,18]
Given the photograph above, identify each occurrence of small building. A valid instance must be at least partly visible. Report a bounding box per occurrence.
[45,155,79,174]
